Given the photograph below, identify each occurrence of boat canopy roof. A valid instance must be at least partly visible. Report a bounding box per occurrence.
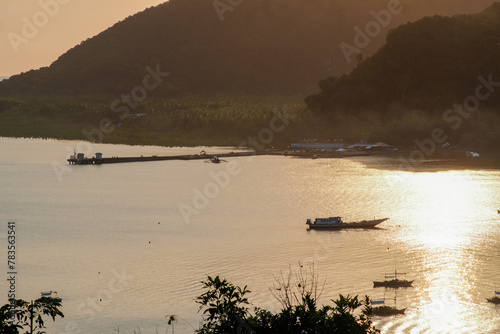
[314,217,342,224]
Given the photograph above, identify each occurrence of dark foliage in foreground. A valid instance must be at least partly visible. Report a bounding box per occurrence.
[196,275,379,334]
[0,298,64,334]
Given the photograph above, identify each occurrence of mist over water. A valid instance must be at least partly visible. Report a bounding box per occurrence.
[1,137,499,333]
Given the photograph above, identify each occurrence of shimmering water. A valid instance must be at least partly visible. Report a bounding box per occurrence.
[1,137,499,333]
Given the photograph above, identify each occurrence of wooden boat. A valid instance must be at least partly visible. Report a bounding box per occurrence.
[306,217,388,230]
[487,291,500,304]
[371,305,406,316]
[373,271,413,288]
[371,298,406,316]
[205,156,228,164]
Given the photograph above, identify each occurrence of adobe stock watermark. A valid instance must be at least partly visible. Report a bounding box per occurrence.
[6,221,17,324]
[51,64,169,182]
[340,0,406,64]
[8,0,71,54]
[397,73,500,173]
[213,0,244,22]
[56,268,134,334]
[424,288,459,315]
[178,107,295,224]
[301,233,337,266]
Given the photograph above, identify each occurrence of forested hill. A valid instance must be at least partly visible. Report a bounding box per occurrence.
[306,3,500,113]
[0,0,495,96]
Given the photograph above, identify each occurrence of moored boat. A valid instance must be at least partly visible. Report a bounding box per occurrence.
[371,305,406,316]
[306,217,388,230]
[41,291,62,302]
[373,271,413,288]
[487,291,500,304]
[371,292,406,316]
[205,156,228,163]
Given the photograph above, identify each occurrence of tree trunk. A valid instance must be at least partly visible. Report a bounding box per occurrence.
[30,300,34,334]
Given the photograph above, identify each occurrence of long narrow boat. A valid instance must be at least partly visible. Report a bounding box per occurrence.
[306,217,388,230]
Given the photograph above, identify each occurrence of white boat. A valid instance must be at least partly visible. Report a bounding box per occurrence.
[40,291,62,302]
[306,217,388,230]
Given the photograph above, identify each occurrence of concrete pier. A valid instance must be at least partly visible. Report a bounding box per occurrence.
[67,150,371,165]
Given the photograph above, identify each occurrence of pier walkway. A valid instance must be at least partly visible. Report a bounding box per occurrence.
[67,150,369,165]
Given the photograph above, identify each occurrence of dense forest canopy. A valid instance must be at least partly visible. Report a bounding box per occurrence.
[306,2,500,112]
[0,0,495,97]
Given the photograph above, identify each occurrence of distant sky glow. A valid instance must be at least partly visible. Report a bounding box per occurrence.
[0,0,166,76]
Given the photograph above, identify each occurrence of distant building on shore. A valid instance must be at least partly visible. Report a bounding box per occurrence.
[348,142,397,151]
[290,139,344,152]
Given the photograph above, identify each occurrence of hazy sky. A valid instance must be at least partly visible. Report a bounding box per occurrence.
[0,0,166,77]
[1,0,495,78]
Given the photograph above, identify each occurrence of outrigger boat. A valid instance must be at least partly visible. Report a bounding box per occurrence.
[204,156,227,164]
[373,271,413,288]
[40,291,62,302]
[306,217,388,230]
[487,291,500,304]
[371,305,406,316]
[371,300,406,316]
[371,290,406,316]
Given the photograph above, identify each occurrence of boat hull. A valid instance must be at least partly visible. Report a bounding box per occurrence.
[487,296,500,304]
[372,306,406,316]
[373,280,414,288]
[306,218,388,230]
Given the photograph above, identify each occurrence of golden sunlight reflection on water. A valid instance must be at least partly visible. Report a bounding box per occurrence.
[376,170,500,333]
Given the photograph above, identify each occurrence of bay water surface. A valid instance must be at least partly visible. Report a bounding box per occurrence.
[1,137,499,333]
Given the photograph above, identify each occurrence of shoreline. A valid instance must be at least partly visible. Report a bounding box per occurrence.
[2,135,500,171]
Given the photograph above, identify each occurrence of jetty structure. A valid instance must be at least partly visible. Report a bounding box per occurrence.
[67,151,274,165]
[67,147,377,165]
[67,140,399,165]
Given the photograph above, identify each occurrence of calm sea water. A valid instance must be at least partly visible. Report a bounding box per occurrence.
[1,137,499,334]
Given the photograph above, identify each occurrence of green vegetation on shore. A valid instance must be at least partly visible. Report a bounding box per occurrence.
[0,95,310,147]
[1,94,499,153]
